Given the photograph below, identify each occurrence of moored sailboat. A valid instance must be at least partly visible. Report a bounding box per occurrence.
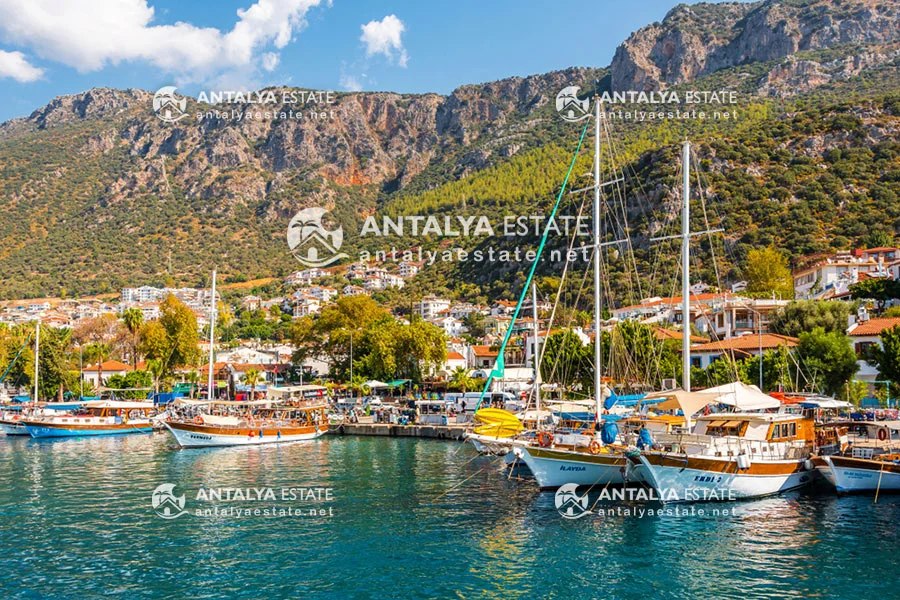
[163,399,328,447]
[633,410,818,502]
[22,400,156,438]
[816,452,900,494]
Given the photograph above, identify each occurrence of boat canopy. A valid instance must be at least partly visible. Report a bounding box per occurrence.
[84,400,155,409]
[799,398,853,409]
[175,398,274,407]
[699,381,781,411]
[645,389,724,428]
[269,385,327,393]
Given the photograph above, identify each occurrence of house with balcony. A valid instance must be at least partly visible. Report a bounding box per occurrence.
[693,297,791,339]
[418,295,452,320]
[689,334,799,370]
[793,250,894,300]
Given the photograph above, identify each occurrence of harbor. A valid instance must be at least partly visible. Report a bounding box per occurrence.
[1,432,898,599]
[329,421,469,440]
[2,0,900,597]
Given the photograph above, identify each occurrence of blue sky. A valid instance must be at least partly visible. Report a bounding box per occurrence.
[0,0,748,122]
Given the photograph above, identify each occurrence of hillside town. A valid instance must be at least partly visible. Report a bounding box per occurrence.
[3,245,900,409]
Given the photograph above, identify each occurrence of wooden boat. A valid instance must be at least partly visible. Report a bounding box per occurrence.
[513,437,632,489]
[1,403,88,436]
[815,448,900,494]
[22,401,156,438]
[164,400,328,447]
[632,412,818,502]
[0,414,29,436]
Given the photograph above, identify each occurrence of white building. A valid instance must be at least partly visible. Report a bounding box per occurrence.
[285,268,325,286]
[793,250,895,300]
[433,316,465,338]
[342,285,369,296]
[308,286,338,303]
[418,296,452,320]
[399,261,422,278]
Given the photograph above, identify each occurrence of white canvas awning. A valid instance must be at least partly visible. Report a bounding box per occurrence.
[645,389,723,429]
[363,380,389,389]
[699,381,781,411]
[801,398,853,409]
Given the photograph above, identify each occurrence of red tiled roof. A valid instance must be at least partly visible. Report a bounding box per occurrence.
[653,327,709,343]
[447,351,465,360]
[849,317,900,337]
[615,293,730,312]
[691,333,798,352]
[83,360,132,372]
[471,345,499,357]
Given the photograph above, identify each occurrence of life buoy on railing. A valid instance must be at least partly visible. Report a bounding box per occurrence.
[193,415,204,425]
[537,431,554,448]
[878,428,888,441]
[589,440,602,455]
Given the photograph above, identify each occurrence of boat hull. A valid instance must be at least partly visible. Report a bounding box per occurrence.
[466,433,513,456]
[23,421,154,438]
[635,453,815,503]
[517,445,629,489]
[820,455,900,494]
[164,421,327,448]
[0,420,30,436]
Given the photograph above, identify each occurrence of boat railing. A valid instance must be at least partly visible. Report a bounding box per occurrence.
[654,432,811,460]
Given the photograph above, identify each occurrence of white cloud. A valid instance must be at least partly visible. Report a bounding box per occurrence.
[0,0,324,82]
[0,50,44,82]
[360,14,408,67]
[261,52,280,72]
[339,73,362,92]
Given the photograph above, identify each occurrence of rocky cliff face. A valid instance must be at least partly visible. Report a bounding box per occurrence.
[610,0,900,93]
[0,67,601,209]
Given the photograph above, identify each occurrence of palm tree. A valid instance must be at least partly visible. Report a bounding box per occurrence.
[186,370,200,399]
[450,366,473,392]
[244,367,264,401]
[350,374,371,399]
[121,307,143,369]
[146,358,164,394]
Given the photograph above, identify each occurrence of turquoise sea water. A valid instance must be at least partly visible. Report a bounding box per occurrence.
[1,433,898,600]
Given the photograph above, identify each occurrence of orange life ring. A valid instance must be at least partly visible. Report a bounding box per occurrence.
[537,431,554,448]
[589,440,602,455]
[193,416,204,425]
[878,428,888,441]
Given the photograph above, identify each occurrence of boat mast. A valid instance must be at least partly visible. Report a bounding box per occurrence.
[681,141,691,392]
[33,320,40,404]
[593,97,603,422]
[207,269,217,400]
[532,282,540,413]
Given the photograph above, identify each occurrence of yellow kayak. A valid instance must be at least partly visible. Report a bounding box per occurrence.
[473,408,523,438]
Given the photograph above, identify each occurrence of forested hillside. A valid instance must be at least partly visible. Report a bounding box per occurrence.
[0,0,897,303]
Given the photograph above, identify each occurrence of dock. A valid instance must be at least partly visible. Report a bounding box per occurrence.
[329,422,469,440]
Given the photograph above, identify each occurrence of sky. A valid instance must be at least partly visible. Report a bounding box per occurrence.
[0,0,751,122]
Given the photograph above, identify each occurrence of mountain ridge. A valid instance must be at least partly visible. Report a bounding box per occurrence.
[0,0,898,301]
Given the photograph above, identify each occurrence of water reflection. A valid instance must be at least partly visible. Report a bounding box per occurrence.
[1,434,899,599]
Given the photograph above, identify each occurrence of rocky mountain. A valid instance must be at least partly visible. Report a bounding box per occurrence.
[0,0,897,301]
[610,0,900,95]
